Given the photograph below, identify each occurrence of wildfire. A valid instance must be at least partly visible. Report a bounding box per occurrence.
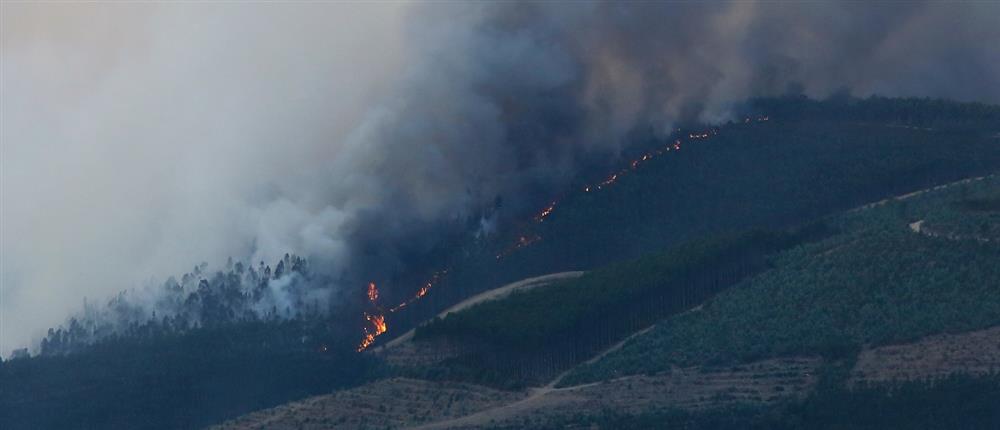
[496,234,542,260]
[357,269,452,350]
[357,312,387,352]
[389,269,449,313]
[357,115,772,352]
[357,282,387,351]
[497,122,753,259]
[594,172,622,190]
[368,313,387,334]
[535,201,557,222]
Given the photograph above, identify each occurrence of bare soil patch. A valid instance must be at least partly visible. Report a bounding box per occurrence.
[210,378,526,430]
[851,326,1000,385]
[414,357,821,429]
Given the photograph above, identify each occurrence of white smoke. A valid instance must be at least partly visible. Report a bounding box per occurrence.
[1,2,410,355]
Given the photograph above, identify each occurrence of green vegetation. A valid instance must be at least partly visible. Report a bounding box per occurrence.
[0,320,380,430]
[401,96,1000,332]
[6,96,1000,429]
[921,184,1000,241]
[507,374,1000,430]
[0,255,379,429]
[562,176,1000,386]
[417,228,822,349]
[752,94,1000,129]
[411,227,825,386]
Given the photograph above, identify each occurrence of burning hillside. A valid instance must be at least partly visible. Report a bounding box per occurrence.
[356,115,771,351]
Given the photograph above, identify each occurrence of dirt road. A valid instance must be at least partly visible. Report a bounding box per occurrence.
[375,271,585,352]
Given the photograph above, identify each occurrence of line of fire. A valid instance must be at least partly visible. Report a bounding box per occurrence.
[356,115,770,351]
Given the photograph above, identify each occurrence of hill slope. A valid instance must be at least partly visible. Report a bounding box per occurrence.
[216,174,1000,429]
[5,96,1000,430]
[381,96,1000,341]
[564,175,1000,385]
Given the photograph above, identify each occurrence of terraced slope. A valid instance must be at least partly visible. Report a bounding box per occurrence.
[211,378,525,430]
[564,175,1000,385]
[217,175,1000,429]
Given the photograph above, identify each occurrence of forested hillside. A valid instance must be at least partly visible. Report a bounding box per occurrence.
[385,96,1000,338]
[213,173,1000,430]
[35,254,332,356]
[4,96,1000,429]
[411,227,827,387]
[0,319,379,429]
[563,175,1000,386]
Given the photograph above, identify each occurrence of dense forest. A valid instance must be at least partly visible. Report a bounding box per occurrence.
[0,254,381,429]
[0,319,380,429]
[33,254,335,356]
[492,176,1000,428]
[921,189,1000,241]
[3,96,1000,429]
[412,226,827,387]
[382,95,1000,342]
[563,176,1000,385]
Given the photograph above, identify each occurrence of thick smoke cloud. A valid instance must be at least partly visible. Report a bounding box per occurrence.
[3,1,999,355]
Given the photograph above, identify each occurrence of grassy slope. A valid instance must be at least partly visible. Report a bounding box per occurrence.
[562,176,1000,386]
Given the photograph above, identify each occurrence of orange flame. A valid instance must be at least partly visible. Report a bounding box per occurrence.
[494,120,768,261]
[358,115,771,352]
[369,313,387,334]
[535,201,557,222]
[389,269,449,312]
[496,234,541,260]
[357,312,388,352]
[498,126,726,259]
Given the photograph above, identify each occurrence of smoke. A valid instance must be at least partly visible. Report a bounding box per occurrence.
[1,2,409,354]
[3,1,999,355]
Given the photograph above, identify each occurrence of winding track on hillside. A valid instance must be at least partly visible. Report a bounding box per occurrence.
[407,303,715,429]
[853,174,994,212]
[408,322,660,430]
[217,174,1000,430]
[373,271,586,353]
[410,174,1000,429]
